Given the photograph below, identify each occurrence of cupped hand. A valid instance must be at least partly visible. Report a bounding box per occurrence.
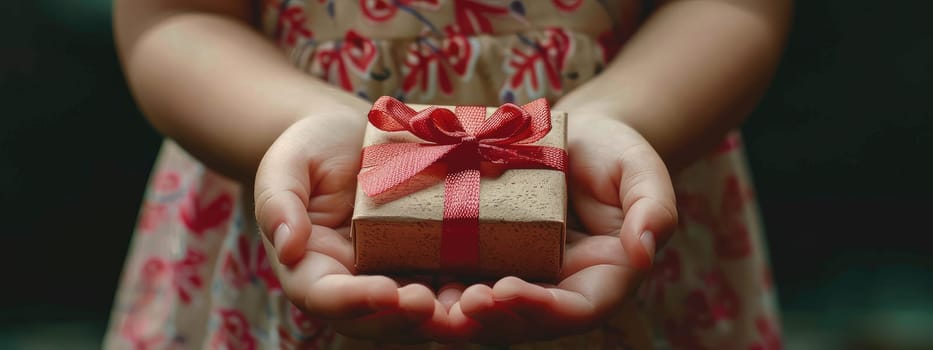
[443,116,678,345]
[565,114,678,269]
[253,109,676,345]
[253,112,448,343]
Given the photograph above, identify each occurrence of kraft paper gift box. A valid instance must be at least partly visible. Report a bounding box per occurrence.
[350,97,568,282]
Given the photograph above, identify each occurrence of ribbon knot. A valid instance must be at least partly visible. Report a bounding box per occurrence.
[360,96,567,271]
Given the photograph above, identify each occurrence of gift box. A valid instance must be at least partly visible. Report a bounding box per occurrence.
[351,96,568,281]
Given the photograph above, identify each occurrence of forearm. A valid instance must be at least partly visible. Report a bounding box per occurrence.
[557,0,792,171]
[115,1,369,183]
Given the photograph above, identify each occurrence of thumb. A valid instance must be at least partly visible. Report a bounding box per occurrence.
[568,118,678,271]
[615,142,678,270]
[254,125,315,266]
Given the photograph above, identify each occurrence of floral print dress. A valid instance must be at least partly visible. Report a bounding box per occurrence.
[104,1,782,349]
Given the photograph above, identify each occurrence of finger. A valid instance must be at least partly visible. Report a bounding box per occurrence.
[551,264,636,327]
[437,282,466,312]
[332,310,411,343]
[489,277,561,333]
[418,295,457,343]
[301,116,365,227]
[333,310,432,344]
[451,242,638,343]
[411,284,470,344]
[570,183,624,235]
[331,284,437,342]
[458,284,530,345]
[536,235,638,330]
[491,277,554,307]
[567,118,630,236]
[277,238,399,320]
[306,154,360,228]
[458,284,495,317]
[309,226,354,266]
[616,142,678,270]
[397,283,437,321]
[445,301,480,341]
[489,266,634,336]
[561,233,629,277]
[254,130,314,265]
[304,274,400,320]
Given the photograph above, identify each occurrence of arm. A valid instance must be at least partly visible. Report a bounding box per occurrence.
[117,3,445,341]
[556,0,793,171]
[114,0,369,184]
[458,3,794,341]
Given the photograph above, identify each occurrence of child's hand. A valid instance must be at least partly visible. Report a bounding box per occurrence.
[565,115,678,269]
[254,113,447,343]
[445,116,678,344]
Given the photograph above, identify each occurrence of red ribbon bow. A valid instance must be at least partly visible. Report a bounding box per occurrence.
[360,96,568,271]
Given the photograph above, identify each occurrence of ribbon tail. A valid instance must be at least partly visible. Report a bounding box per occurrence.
[440,148,482,271]
[359,144,458,196]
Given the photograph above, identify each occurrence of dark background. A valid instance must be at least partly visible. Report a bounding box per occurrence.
[2,0,932,348]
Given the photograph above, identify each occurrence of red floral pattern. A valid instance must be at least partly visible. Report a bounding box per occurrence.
[278,304,336,350]
[441,26,479,76]
[139,258,168,290]
[679,175,754,259]
[401,26,480,99]
[402,42,452,97]
[714,133,743,155]
[648,248,683,301]
[120,258,169,350]
[179,190,233,237]
[552,0,584,12]
[174,249,207,304]
[453,0,510,35]
[662,270,745,349]
[683,270,741,329]
[748,316,782,350]
[119,249,206,348]
[501,28,573,101]
[361,0,442,22]
[121,321,166,350]
[717,175,754,258]
[278,3,314,48]
[152,171,181,195]
[222,234,281,292]
[138,202,168,233]
[211,309,258,350]
[315,30,377,92]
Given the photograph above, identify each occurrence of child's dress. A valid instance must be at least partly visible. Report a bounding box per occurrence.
[104,1,781,349]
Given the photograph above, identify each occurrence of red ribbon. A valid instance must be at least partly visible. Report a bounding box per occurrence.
[360,96,568,271]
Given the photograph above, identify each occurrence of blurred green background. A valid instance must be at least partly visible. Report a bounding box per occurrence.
[2,0,932,349]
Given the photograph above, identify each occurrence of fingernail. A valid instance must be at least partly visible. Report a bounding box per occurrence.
[640,231,655,264]
[273,223,291,251]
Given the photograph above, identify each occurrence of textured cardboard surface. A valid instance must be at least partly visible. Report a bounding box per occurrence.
[351,104,567,281]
